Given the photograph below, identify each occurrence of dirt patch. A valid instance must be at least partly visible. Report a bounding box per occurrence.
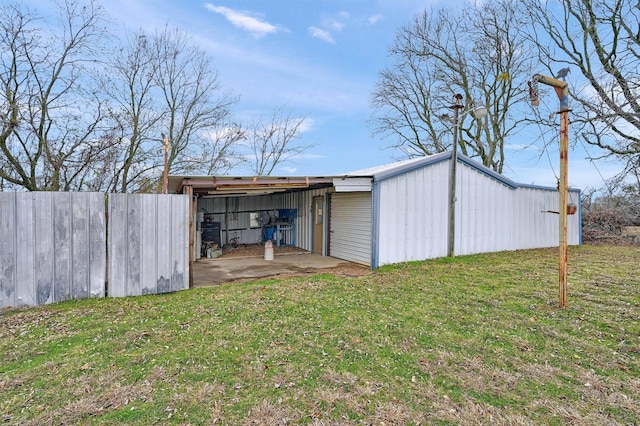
[230,262,373,283]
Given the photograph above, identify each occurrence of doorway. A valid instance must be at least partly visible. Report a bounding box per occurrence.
[312,196,324,254]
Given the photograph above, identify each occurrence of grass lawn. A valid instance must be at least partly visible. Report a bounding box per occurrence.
[1,245,639,425]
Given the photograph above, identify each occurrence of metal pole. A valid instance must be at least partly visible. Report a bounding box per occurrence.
[162,134,169,194]
[447,95,463,258]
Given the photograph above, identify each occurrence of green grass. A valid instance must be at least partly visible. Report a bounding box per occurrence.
[1,245,639,425]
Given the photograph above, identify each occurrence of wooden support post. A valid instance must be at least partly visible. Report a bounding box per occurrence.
[558,110,569,308]
[532,74,570,309]
[184,185,195,289]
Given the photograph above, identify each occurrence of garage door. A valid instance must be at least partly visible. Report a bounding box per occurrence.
[329,192,372,266]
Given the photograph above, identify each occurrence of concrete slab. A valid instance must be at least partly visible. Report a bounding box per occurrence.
[193,252,357,286]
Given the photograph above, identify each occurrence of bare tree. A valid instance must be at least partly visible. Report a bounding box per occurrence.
[0,1,291,192]
[0,0,112,191]
[151,26,240,180]
[370,0,536,173]
[99,31,162,193]
[525,0,640,180]
[95,26,241,192]
[201,123,246,175]
[245,107,314,176]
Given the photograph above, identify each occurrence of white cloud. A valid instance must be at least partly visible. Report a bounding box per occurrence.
[204,4,281,38]
[297,117,315,134]
[323,17,345,32]
[280,166,298,174]
[367,14,384,25]
[308,26,335,43]
[323,12,349,31]
[308,11,353,44]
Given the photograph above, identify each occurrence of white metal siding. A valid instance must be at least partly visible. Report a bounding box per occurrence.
[456,164,579,256]
[512,188,557,249]
[375,157,581,265]
[330,192,372,266]
[512,187,580,248]
[376,160,449,266]
[279,187,334,252]
[456,165,514,255]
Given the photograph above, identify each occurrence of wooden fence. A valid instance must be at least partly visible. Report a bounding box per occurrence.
[0,192,189,308]
[108,194,189,297]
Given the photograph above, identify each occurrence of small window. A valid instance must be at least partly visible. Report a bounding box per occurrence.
[315,202,323,225]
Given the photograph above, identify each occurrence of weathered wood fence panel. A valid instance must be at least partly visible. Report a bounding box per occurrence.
[0,192,106,308]
[108,194,189,297]
[1,192,188,308]
[0,193,17,308]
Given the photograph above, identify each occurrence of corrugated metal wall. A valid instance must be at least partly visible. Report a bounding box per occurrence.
[197,187,334,251]
[375,159,581,266]
[376,159,450,265]
[329,192,372,265]
[456,165,515,255]
[456,165,580,255]
[198,195,281,246]
[279,188,333,252]
[1,192,191,307]
[108,194,189,297]
[0,192,106,308]
[511,186,580,249]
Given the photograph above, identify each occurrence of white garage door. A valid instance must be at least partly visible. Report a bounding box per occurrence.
[329,192,372,266]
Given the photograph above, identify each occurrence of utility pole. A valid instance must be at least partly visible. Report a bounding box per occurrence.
[447,94,464,258]
[530,74,570,309]
[444,94,488,258]
[161,133,169,194]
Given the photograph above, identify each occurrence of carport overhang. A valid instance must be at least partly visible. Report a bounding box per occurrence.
[168,175,335,197]
[169,175,335,289]
[168,174,374,289]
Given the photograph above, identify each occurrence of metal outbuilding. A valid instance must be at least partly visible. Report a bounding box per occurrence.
[169,151,581,270]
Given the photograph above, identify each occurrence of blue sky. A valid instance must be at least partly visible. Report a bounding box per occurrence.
[27,0,625,191]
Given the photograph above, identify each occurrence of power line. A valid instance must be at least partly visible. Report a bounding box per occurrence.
[530,101,559,181]
[577,136,614,195]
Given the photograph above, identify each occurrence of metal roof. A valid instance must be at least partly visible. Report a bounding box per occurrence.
[168,151,578,197]
[342,152,451,181]
[167,175,334,197]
